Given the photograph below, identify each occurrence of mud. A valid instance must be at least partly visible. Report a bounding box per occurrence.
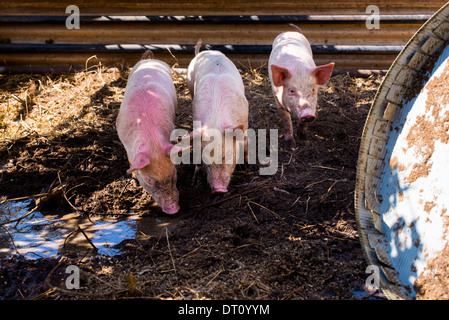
[0,67,384,300]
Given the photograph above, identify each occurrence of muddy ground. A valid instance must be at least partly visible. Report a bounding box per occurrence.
[0,64,384,300]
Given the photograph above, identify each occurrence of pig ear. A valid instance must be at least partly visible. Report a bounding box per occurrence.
[311,63,335,86]
[127,152,150,173]
[270,65,291,87]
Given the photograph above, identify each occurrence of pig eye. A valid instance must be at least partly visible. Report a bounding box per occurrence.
[288,88,296,96]
[311,87,317,94]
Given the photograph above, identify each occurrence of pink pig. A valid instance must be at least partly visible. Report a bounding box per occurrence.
[116,51,182,214]
[269,24,334,149]
[187,41,249,194]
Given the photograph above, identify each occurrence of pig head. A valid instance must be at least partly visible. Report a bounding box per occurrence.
[200,124,246,194]
[269,26,334,148]
[116,55,181,214]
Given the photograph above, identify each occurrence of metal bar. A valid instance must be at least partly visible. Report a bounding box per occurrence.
[0,43,404,54]
[0,15,432,24]
[0,64,388,76]
[0,49,399,72]
[1,22,418,47]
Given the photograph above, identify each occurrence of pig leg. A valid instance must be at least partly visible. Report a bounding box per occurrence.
[277,106,295,150]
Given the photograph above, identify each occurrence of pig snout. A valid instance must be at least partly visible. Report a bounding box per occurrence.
[300,114,316,123]
[299,108,316,123]
[211,186,229,194]
[207,167,231,194]
[158,197,180,214]
[162,202,180,215]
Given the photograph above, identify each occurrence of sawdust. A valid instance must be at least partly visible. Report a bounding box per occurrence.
[423,201,437,214]
[389,155,399,169]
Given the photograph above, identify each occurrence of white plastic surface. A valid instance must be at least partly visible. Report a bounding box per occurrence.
[378,45,449,297]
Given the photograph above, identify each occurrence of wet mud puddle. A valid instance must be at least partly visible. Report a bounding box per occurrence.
[0,199,179,259]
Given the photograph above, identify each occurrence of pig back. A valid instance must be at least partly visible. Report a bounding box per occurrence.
[189,51,248,131]
[126,59,177,108]
[188,50,245,96]
[117,59,177,154]
[269,32,315,71]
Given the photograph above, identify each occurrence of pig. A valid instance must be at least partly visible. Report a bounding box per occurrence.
[269,24,334,149]
[187,40,249,194]
[116,50,182,214]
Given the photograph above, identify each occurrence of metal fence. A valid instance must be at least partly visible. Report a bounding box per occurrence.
[0,0,447,73]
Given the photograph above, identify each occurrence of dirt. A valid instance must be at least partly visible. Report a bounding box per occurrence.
[415,209,449,300]
[414,240,449,300]
[0,65,384,300]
